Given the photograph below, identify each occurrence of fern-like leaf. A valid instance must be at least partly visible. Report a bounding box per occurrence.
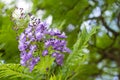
[62,27,98,79]
[0,64,33,80]
[67,27,98,63]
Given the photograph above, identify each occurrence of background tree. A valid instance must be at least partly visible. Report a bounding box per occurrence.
[32,0,120,79]
[0,0,120,80]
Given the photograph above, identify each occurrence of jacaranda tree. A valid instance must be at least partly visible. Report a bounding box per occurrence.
[0,0,120,80]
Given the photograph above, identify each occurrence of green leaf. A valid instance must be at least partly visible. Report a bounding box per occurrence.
[35,55,54,74]
[67,26,98,63]
[63,26,98,79]
[0,64,33,79]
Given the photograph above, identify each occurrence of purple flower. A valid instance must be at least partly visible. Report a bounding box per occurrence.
[48,29,61,36]
[51,52,58,57]
[20,59,26,66]
[20,51,33,66]
[18,42,27,51]
[29,57,40,71]
[56,53,64,66]
[36,21,48,33]
[20,51,27,59]
[44,40,51,48]
[42,50,48,56]
[18,15,71,71]
[63,47,71,53]
[30,37,36,41]
[25,26,32,34]
[47,29,67,38]
[27,51,33,59]
[20,56,28,66]
[57,32,67,38]
[30,45,37,52]
[57,53,64,58]
[19,33,26,42]
[27,32,33,39]
[35,32,43,41]
[25,40,31,45]
[44,39,71,53]
[56,58,63,66]
[52,52,64,66]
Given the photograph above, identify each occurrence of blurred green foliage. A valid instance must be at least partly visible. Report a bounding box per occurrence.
[0,0,120,80]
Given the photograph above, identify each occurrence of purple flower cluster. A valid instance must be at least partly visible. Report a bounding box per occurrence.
[45,39,71,53]
[18,16,71,71]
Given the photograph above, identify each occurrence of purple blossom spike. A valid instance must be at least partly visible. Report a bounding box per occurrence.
[18,14,71,71]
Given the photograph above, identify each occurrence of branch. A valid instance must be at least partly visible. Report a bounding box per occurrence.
[87,16,119,36]
[117,12,120,29]
[100,16,119,36]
